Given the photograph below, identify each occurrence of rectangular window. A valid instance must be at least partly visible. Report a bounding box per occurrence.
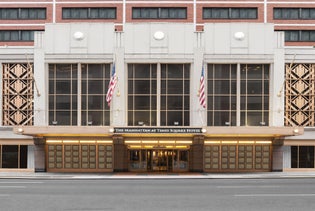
[1,145,27,168]
[0,8,46,20]
[49,63,112,126]
[282,30,315,42]
[274,8,315,20]
[203,8,257,19]
[62,8,116,19]
[207,64,237,126]
[0,30,37,42]
[132,7,187,19]
[128,64,157,126]
[161,64,190,126]
[127,63,189,126]
[81,64,111,126]
[49,64,78,125]
[240,64,269,126]
[291,146,314,168]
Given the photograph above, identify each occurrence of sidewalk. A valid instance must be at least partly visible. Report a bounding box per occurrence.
[1,171,315,179]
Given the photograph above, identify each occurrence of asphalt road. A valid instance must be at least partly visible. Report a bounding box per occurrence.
[1,178,315,211]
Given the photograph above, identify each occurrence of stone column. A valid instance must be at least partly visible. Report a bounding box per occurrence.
[272,138,284,172]
[190,135,204,172]
[33,137,46,172]
[113,135,128,172]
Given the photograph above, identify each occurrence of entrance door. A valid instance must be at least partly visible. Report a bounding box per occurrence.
[150,150,169,171]
[129,149,189,172]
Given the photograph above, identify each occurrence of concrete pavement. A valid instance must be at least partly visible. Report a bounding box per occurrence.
[1,171,315,179]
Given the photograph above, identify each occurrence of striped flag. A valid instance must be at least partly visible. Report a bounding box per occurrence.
[106,63,117,107]
[199,64,206,108]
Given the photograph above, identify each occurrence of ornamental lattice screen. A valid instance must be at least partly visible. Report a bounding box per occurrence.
[2,63,33,125]
[285,64,315,126]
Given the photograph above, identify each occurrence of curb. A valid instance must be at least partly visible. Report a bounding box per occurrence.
[1,173,315,180]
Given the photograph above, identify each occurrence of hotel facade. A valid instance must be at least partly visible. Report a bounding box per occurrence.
[0,0,315,173]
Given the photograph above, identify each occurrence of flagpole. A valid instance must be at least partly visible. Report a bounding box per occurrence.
[198,61,206,126]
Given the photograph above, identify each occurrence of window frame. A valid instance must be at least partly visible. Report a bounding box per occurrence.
[0,8,46,20]
[0,30,37,42]
[132,7,187,19]
[274,8,315,20]
[203,7,258,19]
[62,7,117,19]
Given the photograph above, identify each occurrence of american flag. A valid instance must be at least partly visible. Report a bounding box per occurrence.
[106,63,117,107]
[199,64,206,108]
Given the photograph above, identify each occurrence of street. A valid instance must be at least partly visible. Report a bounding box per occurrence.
[0,178,315,211]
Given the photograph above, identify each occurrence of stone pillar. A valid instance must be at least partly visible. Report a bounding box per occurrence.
[283,145,291,170]
[33,137,46,172]
[190,135,204,172]
[272,138,284,172]
[113,135,128,172]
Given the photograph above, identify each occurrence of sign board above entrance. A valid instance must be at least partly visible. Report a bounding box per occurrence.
[114,127,203,134]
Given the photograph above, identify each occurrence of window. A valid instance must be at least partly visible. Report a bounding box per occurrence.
[291,146,314,168]
[1,145,27,168]
[0,8,46,19]
[240,64,269,126]
[274,8,315,20]
[62,8,116,19]
[282,30,315,42]
[49,64,112,126]
[49,64,78,125]
[132,7,187,19]
[207,64,237,126]
[161,64,190,126]
[127,63,190,126]
[81,64,111,126]
[128,64,157,126]
[203,8,257,19]
[206,64,269,126]
[0,30,36,42]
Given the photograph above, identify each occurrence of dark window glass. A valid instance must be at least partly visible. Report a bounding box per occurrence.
[203,8,257,19]
[283,30,315,42]
[213,111,233,126]
[62,8,116,19]
[0,31,36,42]
[160,64,190,126]
[0,8,46,20]
[0,8,18,19]
[291,146,298,168]
[284,31,299,42]
[214,80,231,94]
[20,145,28,168]
[20,8,46,19]
[301,8,315,19]
[132,7,187,19]
[274,8,315,20]
[207,64,237,126]
[240,64,269,126]
[80,64,110,126]
[299,146,314,168]
[128,64,157,126]
[2,145,18,168]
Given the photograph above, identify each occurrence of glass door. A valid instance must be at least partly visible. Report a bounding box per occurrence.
[151,150,168,171]
[129,149,189,172]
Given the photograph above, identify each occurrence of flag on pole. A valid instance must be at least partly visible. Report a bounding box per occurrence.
[106,63,117,107]
[199,64,206,108]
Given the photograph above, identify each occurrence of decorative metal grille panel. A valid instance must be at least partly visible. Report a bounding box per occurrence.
[2,63,33,125]
[285,64,315,126]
